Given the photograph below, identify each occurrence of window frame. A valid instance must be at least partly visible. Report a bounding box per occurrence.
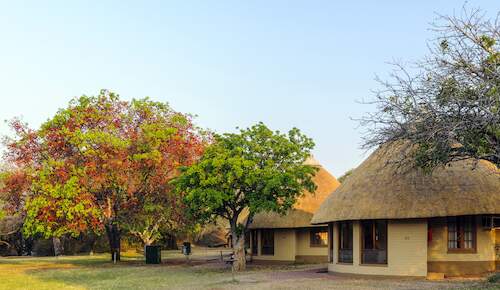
[447,216,477,254]
[338,221,353,264]
[309,227,328,247]
[360,220,388,265]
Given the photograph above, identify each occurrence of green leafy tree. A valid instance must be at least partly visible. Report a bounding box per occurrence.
[173,123,317,271]
[360,7,499,171]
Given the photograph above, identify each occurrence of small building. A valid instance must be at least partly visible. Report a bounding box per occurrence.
[247,158,340,263]
[311,142,500,277]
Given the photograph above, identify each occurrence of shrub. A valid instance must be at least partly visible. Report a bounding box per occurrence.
[487,272,500,283]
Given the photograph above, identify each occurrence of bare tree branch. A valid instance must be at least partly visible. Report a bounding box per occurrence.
[358,6,499,172]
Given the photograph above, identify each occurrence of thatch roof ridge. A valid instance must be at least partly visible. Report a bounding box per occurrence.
[311,142,500,224]
[249,163,340,229]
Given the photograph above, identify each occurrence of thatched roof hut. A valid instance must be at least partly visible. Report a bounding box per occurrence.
[249,159,340,229]
[312,142,500,224]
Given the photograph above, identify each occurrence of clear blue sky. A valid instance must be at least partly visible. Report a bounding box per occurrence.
[0,1,498,176]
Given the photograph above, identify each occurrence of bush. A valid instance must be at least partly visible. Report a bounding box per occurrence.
[487,273,500,283]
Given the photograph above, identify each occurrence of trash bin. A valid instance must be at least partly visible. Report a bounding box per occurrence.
[145,245,161,264]
[182,242,191,256]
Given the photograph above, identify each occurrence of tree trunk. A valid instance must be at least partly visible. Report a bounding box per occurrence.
[231,228,246,271]
[105,222,121,262]
[52,237,64,256]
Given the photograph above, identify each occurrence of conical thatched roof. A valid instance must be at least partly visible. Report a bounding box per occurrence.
[311,142,500,224]
[248,163,340,229]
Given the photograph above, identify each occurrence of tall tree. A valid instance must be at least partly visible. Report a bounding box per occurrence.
[360,7,499,171]
[174,123,317,271]
[2,90,206,260]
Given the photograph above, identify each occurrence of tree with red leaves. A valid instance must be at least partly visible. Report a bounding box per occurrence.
[1,90,207,260]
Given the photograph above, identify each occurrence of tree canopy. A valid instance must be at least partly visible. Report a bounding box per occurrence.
[174,122,317,270]
[360,7,499,171]
[1,90,206,260]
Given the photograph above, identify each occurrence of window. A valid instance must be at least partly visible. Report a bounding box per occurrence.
[481,215,499,229]
[448,216,476,253]
[361,220,387,264]
[261,229,274,255]
[338,221,353,263]
[310,228,328,247]
[251,230,258,255]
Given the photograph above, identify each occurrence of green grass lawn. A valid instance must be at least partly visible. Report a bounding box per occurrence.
[0,251,238,290]
[0,252,497,290]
